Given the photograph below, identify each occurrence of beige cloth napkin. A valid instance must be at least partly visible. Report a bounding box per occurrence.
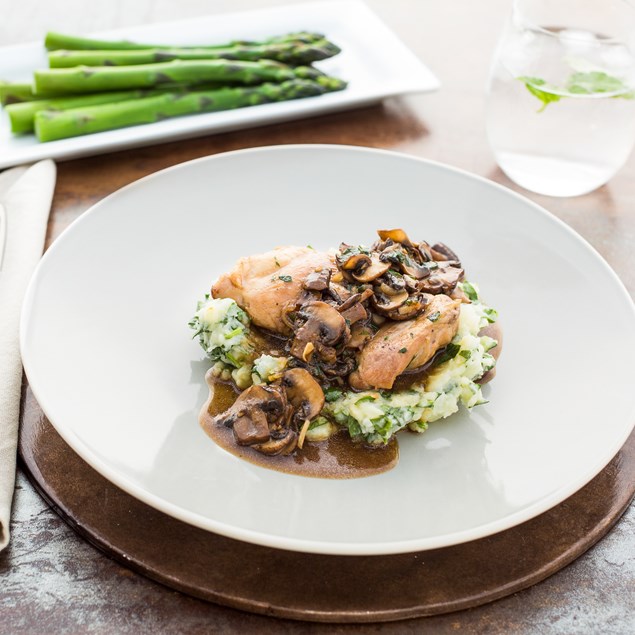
[0,160,56,551]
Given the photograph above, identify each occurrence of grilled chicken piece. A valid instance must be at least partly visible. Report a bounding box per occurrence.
[349,294,461,390]
[212,246,335,334]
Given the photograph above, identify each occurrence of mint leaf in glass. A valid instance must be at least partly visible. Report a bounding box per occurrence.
[567,71,634,98]
[518,76,561,112]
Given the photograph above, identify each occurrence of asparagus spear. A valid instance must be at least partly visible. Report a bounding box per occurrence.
[34,76,347,142]
[34,60,323,94]
[0,82,38,105]
[44,31,326,51]
[48,39,341,68]
[6,89,166,133]
[0,80,198,104]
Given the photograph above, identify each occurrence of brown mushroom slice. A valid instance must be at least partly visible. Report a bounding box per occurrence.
[253,429,298,456]
[381,269,406,292]
[340,302,367,325]
[419,263,464,294]
[417,241,434,262]
[379,244,430,280]
[352,254,390,282]
[377,281,404,297]
[303,268,331,291]
[214,384,286,446]
[290,301,349,360]
[232,410,270,446]
[282,368,325,421]
[337,288,373,313]
[338,250,372,273]
[377,228,415,249]
[430,242,460,264]
[380,293,428,321]
[371,288,409,315]
[347,323,374,349]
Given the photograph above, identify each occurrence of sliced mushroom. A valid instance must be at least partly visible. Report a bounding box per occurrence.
[340,301,367,325]
[382,269,406,292]
[379,293,428,321]
[379,245,430,280]
[403,273,420,292]
[232,411,270,446]
[347,323,374,349]
[377,228,415,249]
[282,368,325,422]
[377,281,404,297]
[337,288,373,313]
[253,429,298,455]
[430,242,460,264]
[214,384,286,447]
[337,249,372,273]
[417,241,433,262]
[400,258,432,280]
[303,268,331,291]
[371,288,410,315]
[419,263,464,294]
[351,254,390,282]
[290,301,349,360]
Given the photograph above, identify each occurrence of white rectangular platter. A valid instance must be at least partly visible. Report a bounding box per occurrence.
[0,0,439,168]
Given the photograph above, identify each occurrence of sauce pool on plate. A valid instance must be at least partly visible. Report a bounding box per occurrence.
[199,374,399,479]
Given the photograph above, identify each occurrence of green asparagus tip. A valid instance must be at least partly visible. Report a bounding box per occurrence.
[316,76,348,91]
[293,65,325,80]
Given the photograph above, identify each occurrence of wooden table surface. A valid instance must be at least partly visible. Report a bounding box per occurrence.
[1,1,634,632]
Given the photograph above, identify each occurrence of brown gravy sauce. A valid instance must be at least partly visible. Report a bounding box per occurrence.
[199,374,398,479]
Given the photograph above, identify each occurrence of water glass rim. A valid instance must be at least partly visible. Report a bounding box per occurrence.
[512,0,635,46]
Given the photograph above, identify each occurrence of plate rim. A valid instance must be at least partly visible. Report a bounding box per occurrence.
[20,143,635,555]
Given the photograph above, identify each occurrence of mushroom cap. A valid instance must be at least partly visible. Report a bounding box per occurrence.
[282,368,325,421]
[338,251,372,272]
[380,293,428,321]
[377,228,415,249]
[351,254,390,282]
[214,383,287,447]
[303,268,331,291]
[430,242,460,264]
[253,429,298,455]
[371,288,410,315]
[298,301,348,346]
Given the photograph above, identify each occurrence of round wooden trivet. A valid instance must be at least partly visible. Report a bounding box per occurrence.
[18,385,635,623]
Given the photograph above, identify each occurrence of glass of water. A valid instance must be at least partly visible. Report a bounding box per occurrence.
[486,0,635,197]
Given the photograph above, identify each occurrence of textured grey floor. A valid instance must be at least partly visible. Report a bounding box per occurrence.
[1,470,633,635]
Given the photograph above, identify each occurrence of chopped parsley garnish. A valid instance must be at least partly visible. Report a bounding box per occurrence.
[399,347,408,354]
[427,311,441,322]
[434,343,461,365]
[324,387,343,402]
[274,257,281,267]
[278,275,293,283]
[459,349,472,360]
[461,281,479,302]
[483,307,498,323]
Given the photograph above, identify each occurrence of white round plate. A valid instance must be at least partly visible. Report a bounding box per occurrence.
[21,145,635,555]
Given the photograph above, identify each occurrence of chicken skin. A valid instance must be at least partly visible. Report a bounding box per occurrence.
[349,294,461,390]
[212,246,335,334]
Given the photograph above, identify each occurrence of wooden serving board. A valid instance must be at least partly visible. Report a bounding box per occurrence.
[19,385,635,623]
